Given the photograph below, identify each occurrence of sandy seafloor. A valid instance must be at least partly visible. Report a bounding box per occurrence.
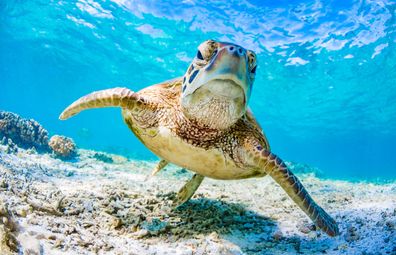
[0,145,395,255]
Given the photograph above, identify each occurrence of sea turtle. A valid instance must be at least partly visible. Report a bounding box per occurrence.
[59,40,339,236]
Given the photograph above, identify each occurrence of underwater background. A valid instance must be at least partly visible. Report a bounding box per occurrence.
[1,0,395,181]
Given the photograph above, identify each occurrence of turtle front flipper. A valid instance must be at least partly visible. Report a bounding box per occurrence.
[248,147,339,236]
[59,88,142,120]
[173,174,205,207]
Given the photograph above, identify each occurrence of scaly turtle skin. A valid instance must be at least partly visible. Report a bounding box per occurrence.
[59,40,339,236]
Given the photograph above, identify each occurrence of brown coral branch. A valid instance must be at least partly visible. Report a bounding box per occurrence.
[0,200,19,253]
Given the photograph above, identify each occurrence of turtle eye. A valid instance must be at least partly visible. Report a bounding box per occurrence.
[196,40,218,62]
[196,50,204,60]
[247,50,257,70]
[251,65,257,74]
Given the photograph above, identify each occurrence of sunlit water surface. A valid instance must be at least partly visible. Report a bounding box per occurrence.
[1,0,395,180]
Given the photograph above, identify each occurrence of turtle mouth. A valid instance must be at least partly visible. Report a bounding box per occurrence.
[201,78,245,99]
[181,77,247,129]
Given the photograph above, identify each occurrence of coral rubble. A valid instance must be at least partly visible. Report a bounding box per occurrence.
[0,148,395,254]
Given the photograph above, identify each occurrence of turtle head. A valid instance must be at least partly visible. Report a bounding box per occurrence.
[181,40,257,129]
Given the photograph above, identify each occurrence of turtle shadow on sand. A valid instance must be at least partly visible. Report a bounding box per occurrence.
[102,191,343,253]
[168,197,278,237]
[110,192,279,241]
[168,198,327,254]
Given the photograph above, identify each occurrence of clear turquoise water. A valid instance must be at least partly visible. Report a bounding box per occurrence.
[1,0,395,181]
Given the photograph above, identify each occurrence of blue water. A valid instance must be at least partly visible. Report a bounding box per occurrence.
[1,0,395,181]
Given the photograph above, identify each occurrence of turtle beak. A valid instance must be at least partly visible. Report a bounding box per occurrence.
[201,43,251,103]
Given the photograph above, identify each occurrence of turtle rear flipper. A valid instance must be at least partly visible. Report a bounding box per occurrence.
[247,145,339,236]
[173,174,205,207]
[59,88,139,120]
[145,159,168,181]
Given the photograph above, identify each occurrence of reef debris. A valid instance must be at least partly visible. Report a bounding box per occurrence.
[49,135,77,160]
[0,147,395,254]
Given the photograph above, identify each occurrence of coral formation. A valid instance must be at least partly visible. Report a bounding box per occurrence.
[48,135,77,159]
[0,111,49,152]
[0,111,78,160]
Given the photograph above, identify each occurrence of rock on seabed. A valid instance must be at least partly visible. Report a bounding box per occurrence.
[48,135,77,160]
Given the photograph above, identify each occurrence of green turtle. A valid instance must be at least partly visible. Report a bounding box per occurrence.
[59,40,339,236]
